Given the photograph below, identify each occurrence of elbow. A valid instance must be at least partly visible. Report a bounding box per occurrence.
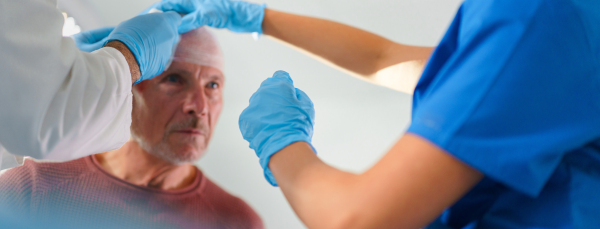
[312,206,368,229]
[329,213,361,229]
[317,205,409,229]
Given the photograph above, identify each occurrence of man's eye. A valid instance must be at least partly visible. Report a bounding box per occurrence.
[166,75,180,83]
[207,82,219,89]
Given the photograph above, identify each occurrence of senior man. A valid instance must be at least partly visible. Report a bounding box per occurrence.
[0,27,263,229]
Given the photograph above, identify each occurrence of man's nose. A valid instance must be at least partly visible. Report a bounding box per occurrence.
[182,87,209,117]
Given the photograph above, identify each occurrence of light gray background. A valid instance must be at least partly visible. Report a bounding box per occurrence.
[66,0,463,227]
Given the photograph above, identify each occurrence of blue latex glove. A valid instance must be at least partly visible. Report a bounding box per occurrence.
[239,71,316,186]
[71,27,115,53]
[150,0,266,34]
[107,11,182,84]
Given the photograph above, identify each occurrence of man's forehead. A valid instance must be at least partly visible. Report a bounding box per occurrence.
[172,27,224,74]
[169,61,225,80]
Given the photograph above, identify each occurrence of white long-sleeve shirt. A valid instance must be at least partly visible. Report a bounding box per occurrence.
[0,0,133,169]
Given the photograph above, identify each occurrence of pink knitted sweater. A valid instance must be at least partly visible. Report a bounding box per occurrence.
[0,156,263,229]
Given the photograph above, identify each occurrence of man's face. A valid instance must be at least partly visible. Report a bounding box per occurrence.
[130,61,224,164]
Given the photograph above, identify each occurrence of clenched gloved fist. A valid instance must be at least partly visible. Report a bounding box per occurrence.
[239,71,316,186]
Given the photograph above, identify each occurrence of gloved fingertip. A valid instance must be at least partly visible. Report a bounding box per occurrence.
[272,70,293,83]
[98,26,115,33]
[153,2,180,13]
[178,28,190,34]
[177,16,196,34]
[133,77,143,85]
[178,24,195,34]
[273,70,288,77]
[94,27,115,42]
[164,11,183,21]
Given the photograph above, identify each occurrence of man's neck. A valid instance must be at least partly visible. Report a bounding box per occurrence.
[95,141,197,191]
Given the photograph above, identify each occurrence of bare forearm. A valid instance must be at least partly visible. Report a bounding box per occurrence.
[262,9,433,78]
[104,41,141,84]
[270,142,362,229]
[268,136,483,229]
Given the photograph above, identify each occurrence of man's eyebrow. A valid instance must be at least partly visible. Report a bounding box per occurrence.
[168,68,193,76]
[205,73,225,81]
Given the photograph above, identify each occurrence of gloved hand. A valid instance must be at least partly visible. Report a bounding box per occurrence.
[150,0,266,34]
[71,27,115,52]
[239,71,316,186]
[107,11,182,84]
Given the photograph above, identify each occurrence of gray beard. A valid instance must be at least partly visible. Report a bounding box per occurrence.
[130,131,195,165]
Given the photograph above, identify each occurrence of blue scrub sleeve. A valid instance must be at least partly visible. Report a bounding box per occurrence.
[408,0,600,197]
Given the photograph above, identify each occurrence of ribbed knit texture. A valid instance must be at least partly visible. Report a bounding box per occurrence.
[0,156,263,229]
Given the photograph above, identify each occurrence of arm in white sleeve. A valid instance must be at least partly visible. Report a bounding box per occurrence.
[0,0,133,161]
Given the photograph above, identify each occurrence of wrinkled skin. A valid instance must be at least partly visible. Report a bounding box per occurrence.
[131,60,224,164]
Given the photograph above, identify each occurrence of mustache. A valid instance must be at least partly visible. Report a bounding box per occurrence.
[166,117,208,134]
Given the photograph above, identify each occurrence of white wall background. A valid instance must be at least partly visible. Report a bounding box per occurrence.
[68,0,463,228]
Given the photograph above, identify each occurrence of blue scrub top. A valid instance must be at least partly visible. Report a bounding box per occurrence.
[407,0,600,228]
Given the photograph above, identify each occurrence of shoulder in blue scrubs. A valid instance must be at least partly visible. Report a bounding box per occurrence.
[408,0,600,228]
